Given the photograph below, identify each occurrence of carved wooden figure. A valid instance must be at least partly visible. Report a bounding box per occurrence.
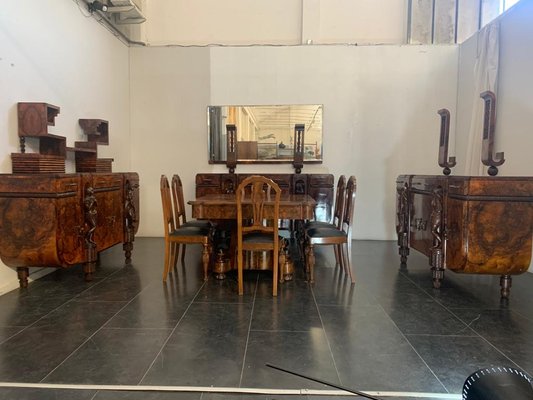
[293,124,305,174]
[480,91,505,176]
[437,109,456,175]
[226,124,237,173]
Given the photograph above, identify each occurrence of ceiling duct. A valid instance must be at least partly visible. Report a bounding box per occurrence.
[107,0,146,24]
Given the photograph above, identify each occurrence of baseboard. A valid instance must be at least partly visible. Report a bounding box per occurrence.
[0,268,54,296]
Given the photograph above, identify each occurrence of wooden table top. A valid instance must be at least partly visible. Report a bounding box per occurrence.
[188,193,316,220]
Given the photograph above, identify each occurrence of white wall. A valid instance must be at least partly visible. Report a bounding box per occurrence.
[456,0,533,270]
[456,0,533,176]
[143,0,408,46]
[0,0,130,293]
[130,44,458,241]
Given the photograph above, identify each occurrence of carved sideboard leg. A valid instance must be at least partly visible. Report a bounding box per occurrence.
[398,240,410,267]
[83,261,96,282]
[123,242,133,264]
[17,267,29,288]
[500,275,512,299]
[431,263,444,289]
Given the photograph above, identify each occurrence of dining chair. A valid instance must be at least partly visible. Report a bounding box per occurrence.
[236,175,281,296]
[301,175,347,265]
[171,174,212,266]
[160,175,212,282]
[304,175,356,284]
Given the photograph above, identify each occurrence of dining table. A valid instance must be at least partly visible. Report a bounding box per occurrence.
[188,193,317,279]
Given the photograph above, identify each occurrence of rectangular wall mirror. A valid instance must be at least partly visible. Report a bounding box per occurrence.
[208,105,323,164]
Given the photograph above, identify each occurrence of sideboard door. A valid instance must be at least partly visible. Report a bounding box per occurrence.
[89,174,124,252]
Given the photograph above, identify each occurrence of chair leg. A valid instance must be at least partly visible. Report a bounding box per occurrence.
[238,249,244,296]
[307,244,315,284]
[304,243,310,281]
[181,244,186,266]
[202,243,210,281]
[177,244,184,269]
[171,243,178,270]
[334,244,341,266]
[163,240,171,281]
[273,249,278,297]
[341,242,355,283]
[278,239,286,284]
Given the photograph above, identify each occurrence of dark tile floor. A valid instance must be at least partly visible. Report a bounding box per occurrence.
[0,237,532,400]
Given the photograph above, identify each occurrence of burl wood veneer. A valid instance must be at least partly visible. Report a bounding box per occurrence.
[396,175,533,298]
[0,172,139,288]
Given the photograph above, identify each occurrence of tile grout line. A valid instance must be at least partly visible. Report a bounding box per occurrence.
[310,277,344,387]
[376,300,450,394]
[238,273,259,388]
[137,279,208,385]
[444,307,526,372]
[39,275,165,383]
[410,270,527,372]
[0,267,125,347]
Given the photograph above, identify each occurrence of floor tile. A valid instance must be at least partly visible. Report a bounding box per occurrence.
[105,280,202,329]
[241,330,338,389]
[44,327,172,384]
[451,308,533,373]
[0,300,126,382]
[0,237,530,400]
[406,334,516,393]
[319,305,445,392]
[383,301,474,336]
[251,284,320,332]
[141,302,252,387]
[0,294,74,327]
[0,326,24,344]
[76,267,148,302]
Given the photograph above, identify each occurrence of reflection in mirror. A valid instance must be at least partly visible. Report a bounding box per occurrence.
[208,105,323,163]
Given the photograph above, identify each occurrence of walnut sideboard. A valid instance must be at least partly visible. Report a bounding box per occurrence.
[396,175,533,298]
[195,173,334,222]
[0,172,139,287]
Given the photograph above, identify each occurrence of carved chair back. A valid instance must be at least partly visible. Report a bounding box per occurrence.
[236,175,281,296]
[341,176,357,237]
[332,175,347,228]
[160,175,176,237]
[171,174,187,228]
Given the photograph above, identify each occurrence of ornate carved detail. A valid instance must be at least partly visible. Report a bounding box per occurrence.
[124,181,138,235]
[480,91,505,176]
[123,180,139,263]
[430,186,444,288]
[396,183,410,265]
[83,185,97,281]
[226,124,237,173]
[19,137,26,153]
[293,124,305,174]
[437,109,456,175]
[83,186,97,247]
[414,218,427,231]
[430,187,443,251]
[222,178,235,194]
